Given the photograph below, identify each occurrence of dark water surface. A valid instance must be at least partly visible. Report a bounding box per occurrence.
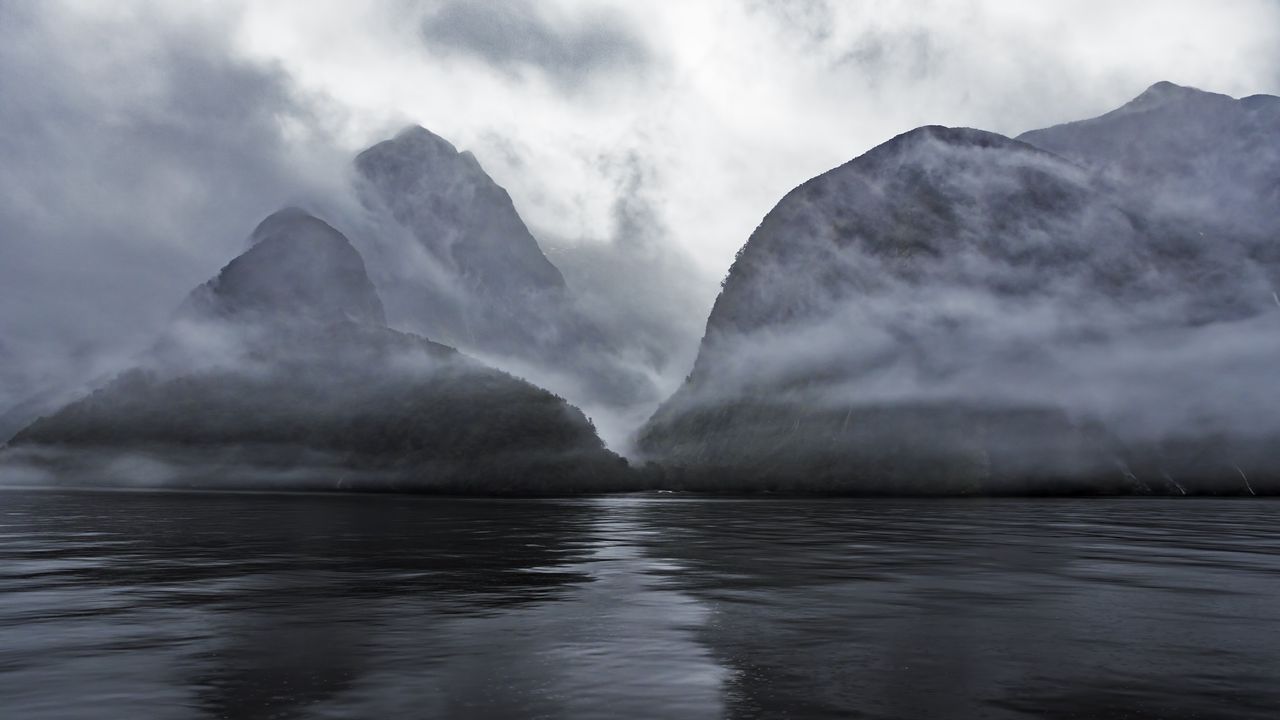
[2,490,1279,719]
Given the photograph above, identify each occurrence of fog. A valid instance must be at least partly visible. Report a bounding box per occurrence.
[0,2,350,432]
[2,1,1278,481]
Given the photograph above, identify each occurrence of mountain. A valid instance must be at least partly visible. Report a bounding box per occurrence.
[354,127,563,345]
[1018,82,1280,249]
[0,341,24,441]
[351,126,656,410]
[356,126,566,294]
[639,93,1280,494]
[2,208,628,494]
[182,208,387,326]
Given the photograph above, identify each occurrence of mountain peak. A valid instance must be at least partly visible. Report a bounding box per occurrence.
[858,125,1028,160]
[353,126,566,310]
[1121,81,1232,112]
[1240,93,1280,112]
[897,125,1010,146]
[354,125,486,194]
[186,208,386,326]
[1141,80,1198,96]
[389,125,461,155]
[249,206,328,244]
[846,126,1041,175]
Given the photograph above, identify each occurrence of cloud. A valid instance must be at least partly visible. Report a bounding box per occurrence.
[0,1,346,413]
[742,0,834,46]
[419,0,651,92]
[229,0,1280,291]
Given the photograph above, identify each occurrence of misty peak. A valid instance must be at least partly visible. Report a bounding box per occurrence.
[850,126,1049,173]
[884,121,1076,173]
[355,125,499,201]
[1240,92,1280,112]
[353,124,570,342]
[350,125,657,412]
[1138,80,1203,99]
[387,125,464,159]
[1018,78,1280,245]
[387,128,488,175]
[354,125,494,199]
[249,206,331,243]
[184,208,386,326]
[1122,80,1231,112]
[891,125,1014,149]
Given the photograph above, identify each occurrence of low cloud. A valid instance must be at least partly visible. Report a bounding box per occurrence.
[0,2,346,416]
[419,0,651,92]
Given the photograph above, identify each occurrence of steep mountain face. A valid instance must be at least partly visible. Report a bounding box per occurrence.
[350,126,658,414]
[3,208,628,494]
[697,127,1153,346]
[357,126,565,295]
[181,207,386,326]
[352,127,567,350]
[640,97,1280,494]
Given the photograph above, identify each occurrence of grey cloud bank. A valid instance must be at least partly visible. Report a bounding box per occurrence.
[0,2,348,433]
[419,0,652,92]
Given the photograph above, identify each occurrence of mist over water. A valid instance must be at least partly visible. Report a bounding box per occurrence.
[3,489,1279,719]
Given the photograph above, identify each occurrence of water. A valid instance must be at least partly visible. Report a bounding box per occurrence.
[2,489,1279,719]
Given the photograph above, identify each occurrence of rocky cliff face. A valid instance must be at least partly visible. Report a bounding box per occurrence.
[640,87,1280,494]
[5,208,628,494]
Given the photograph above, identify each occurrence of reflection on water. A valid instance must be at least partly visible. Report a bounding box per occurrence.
[1,490,1278,719]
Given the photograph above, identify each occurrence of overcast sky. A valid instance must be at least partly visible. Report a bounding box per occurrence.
[231,0,1280,268]
[3,0,1279,403]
